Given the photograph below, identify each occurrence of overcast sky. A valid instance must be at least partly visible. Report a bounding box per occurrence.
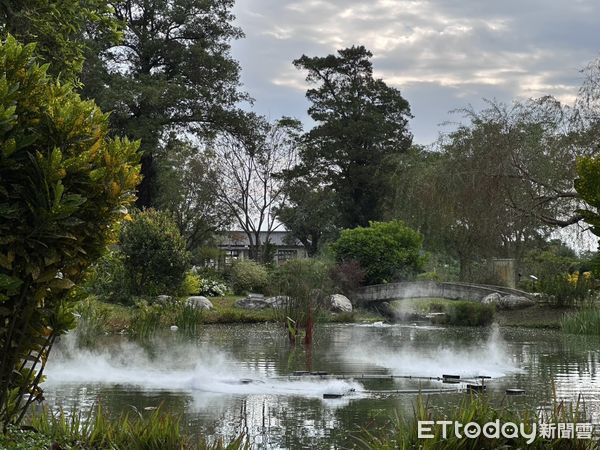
[231,0,600,145]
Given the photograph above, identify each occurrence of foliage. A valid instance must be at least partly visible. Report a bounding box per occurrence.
[198,279,229,297]
[519,241,580,289]
[0,36,140,429]
[0,0,120,80]
[358,392,592,449]
[538,273,594,307]
[329,260,366,295]
[156,138,230,253]
[120,209,191,297]
[181,272,202,296]
[270,258,333,346]
[28,404,249,450]
[129,301,166,339]
[82,249,131,304]
[290,45,412,229]
[562,308,600,335]
[276,176,339,256]
[431,301,496,327]
[332,220,425,285]
[81,0,246,207]
[74,297,109,348]
[228,260,269,295]
[575,156,600,237]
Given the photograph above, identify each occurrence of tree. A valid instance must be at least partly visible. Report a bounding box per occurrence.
[0,36,140,428]
[81,0,246,207]
[275,173,339,256]
[575,156,600,237]
[331,221,425,285]
[155,137,230,254]
[212,116,301,262]
[292,45,412,228]
[0,0,120,80]
[120,209,190,296]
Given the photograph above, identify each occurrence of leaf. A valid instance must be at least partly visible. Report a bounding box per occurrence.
[49,278,75,290]
[0,273,23,297]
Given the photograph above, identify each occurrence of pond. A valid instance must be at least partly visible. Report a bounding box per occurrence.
[42,323,600,448]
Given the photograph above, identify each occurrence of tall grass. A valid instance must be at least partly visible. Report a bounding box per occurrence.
[430,301,495,327]
[29,404,248,450]
[173,302,204,335]
[561,308,600,335]
[129,301,164,338]
[75,297,109,347]
[357,392,593,450]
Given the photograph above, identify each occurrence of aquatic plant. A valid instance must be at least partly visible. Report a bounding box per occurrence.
[561,308,600,335]
[357,392,593,449]
[28,404,249,450]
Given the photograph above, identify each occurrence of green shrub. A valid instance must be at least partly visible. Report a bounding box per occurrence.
[228,260,268,294]
[432,301,495,327]
[416,271,441,281]
[180,271,201,295]
[538,273,593,307]
[0,36,140,428]
[331,220,425,285]
[120,209,191,296]
[83,249,131,304]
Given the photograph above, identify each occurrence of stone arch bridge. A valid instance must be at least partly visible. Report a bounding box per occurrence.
[353,281,532,306]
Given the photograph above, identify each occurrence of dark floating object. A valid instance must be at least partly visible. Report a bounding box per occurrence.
[506,388,525,396]
[310,371,328,376]
[443,374,461,384]
[478,376,492,380]
[466,384,487,392]
[292,371,310,376]
[323,393,343,399]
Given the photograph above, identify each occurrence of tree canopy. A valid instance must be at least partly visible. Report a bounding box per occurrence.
[289,45,413,229]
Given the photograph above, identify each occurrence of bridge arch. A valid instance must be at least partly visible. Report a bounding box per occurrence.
[353,281,532,305]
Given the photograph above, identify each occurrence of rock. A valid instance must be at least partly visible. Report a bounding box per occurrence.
[328,294,353,313]
[482,293,502,305]
[155,294,173,304]
[265,296,289,308]
[186,296,213,310]
[499,294,535,310]
[235,295,270,309]
[170,325,179,332]
[482,292,534,310]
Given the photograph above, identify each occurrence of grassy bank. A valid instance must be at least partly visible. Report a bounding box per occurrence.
[75,296,383,338]
[388,298,577,330]
[561,308,600,335]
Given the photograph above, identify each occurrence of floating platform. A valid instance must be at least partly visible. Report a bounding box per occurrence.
[506,388,525,396]
[466,384,487,393]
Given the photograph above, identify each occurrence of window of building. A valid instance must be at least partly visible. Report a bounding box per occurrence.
[224,249,240,266]
[277,249,297,263]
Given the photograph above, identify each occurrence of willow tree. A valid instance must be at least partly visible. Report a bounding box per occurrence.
[0,36,140,429]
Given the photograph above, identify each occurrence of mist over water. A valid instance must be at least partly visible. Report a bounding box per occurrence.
[342,324,522,378]
[44,334,363,399]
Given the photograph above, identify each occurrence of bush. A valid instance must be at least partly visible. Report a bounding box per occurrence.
[538,272,594,307]
[270,258,332,345]
[329,260,366,295]
[120,209,190,296]
[198,278,228,296]
[0,36,140,427]
[83,249,131,304]
[228,260,268,294]
[331,220,425,285]
[180,271,201,295]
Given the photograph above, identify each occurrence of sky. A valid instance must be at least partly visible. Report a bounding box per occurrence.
[231,0,600,145]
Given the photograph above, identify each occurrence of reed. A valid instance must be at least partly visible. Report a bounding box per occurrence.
[356,391,594,450]
[561,308,600,335]
[28,404,249,450]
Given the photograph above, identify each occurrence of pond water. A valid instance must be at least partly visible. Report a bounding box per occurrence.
[42,323,600,448]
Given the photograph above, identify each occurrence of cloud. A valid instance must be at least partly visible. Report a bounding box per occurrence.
[232,0,600,143]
